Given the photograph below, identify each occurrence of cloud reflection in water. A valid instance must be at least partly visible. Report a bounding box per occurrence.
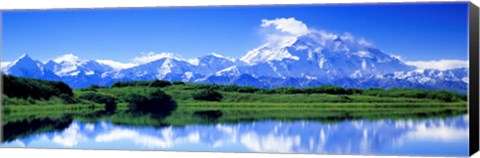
[2,115,468,156]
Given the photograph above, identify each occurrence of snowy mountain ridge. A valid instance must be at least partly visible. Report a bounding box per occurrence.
[1,29,468,93]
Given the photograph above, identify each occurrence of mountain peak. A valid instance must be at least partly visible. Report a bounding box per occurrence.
[19,53,30,59]
[13,53,35,65]
[209,52,225,58]
[204,53,236,62]
[240,30,389,65]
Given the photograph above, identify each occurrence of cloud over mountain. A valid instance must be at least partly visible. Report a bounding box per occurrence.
[261,17,310,36]
[405,60,468,71]
[131,52,183,64]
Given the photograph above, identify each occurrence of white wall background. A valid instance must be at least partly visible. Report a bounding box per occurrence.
[0,0,478,158]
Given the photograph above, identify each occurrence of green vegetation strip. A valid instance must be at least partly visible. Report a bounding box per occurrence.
[2,75,468,128]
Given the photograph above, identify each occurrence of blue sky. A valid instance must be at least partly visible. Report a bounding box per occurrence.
[1,2,469,63]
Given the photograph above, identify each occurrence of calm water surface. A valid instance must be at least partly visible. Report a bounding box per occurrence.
[1,115,469,157]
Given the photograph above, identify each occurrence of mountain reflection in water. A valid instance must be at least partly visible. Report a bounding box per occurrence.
[1,115,468,156]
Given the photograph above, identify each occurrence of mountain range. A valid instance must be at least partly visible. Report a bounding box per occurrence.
[1,31,468,93]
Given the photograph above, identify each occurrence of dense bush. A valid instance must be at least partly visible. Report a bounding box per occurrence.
[259,85,350,95]
[346,88,363,95]
[185,83,466,103]
[79,92,116,104]
[237,86,261,93]
[194,84,220,90]
[2,74,73,100]
[192,89,223,101]
[303,86,349,95]
[80,84,103,92]
[111,80,172,88]
[172,81,185,85]
[80,92,119,114]
[362,88,466,102]
[104,100,117,114]
[219,84,261,93]
[59,94,79,104]
[3,96,36,105]
[148,80,172,87]
[88,84,101,89]
[218,84,241,92]
[111,81,150,87]
[125,90,177,115]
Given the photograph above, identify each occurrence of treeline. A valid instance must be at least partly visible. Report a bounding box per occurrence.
[2,74,73,100]
[190,84,467,102]
[192,84,359,95]
[78,89,177,115]
[361,88,467,102]
[110,80,185,88]
[2,75,177,116]
[106,80,467,102]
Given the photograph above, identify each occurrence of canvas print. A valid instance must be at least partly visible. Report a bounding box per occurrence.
[0,2,471,157]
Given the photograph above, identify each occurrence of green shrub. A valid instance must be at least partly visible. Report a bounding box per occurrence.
[79,92,116,104]
[362,88,466,102]
[149,80,172,87]
[219,84,241,92]
[111,80,172,88]
[3,97,35,105]
[195,84,220,90]
[304,86,348,95]
[59,94,79,104]
[339,95,352,101]
[192,89,223,101]
[125,90,177,115]
[347,88,363,95]
[88,84,101,89]
[237,86,261,93]
[2,74,73,100]
[172,81,185,85]
[104,100,117,114]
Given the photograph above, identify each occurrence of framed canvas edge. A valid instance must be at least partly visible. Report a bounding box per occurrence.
[469,1,480,156]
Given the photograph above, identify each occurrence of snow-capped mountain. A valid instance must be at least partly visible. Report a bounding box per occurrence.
[44,54,114,77]
[2,54,60,81]
[191,53,241,75]
[111,57,196,81]
[235,31,414,79]
[1,31,468,93]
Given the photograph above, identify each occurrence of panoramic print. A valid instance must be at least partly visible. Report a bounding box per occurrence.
[0,2,470,157]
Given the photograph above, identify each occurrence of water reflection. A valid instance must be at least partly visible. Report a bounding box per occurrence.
[1,115,468,156]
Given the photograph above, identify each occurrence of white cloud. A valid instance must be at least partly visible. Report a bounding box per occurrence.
[53,53,81,63]
[95,128,200,149]
[96,59,137,70]
[356,51,372,58]
[405,60,468,70]
[260,18,310,47]
[96,52,184,70]
[390,55,403,60]
[261,17,310,36]
[52,123,87,147]
[85,123,95,132]
[358,38,374,47]
[240,132,301,153]
[209,52,236,62]
[403,124,468,142]
[131,52,181,64]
